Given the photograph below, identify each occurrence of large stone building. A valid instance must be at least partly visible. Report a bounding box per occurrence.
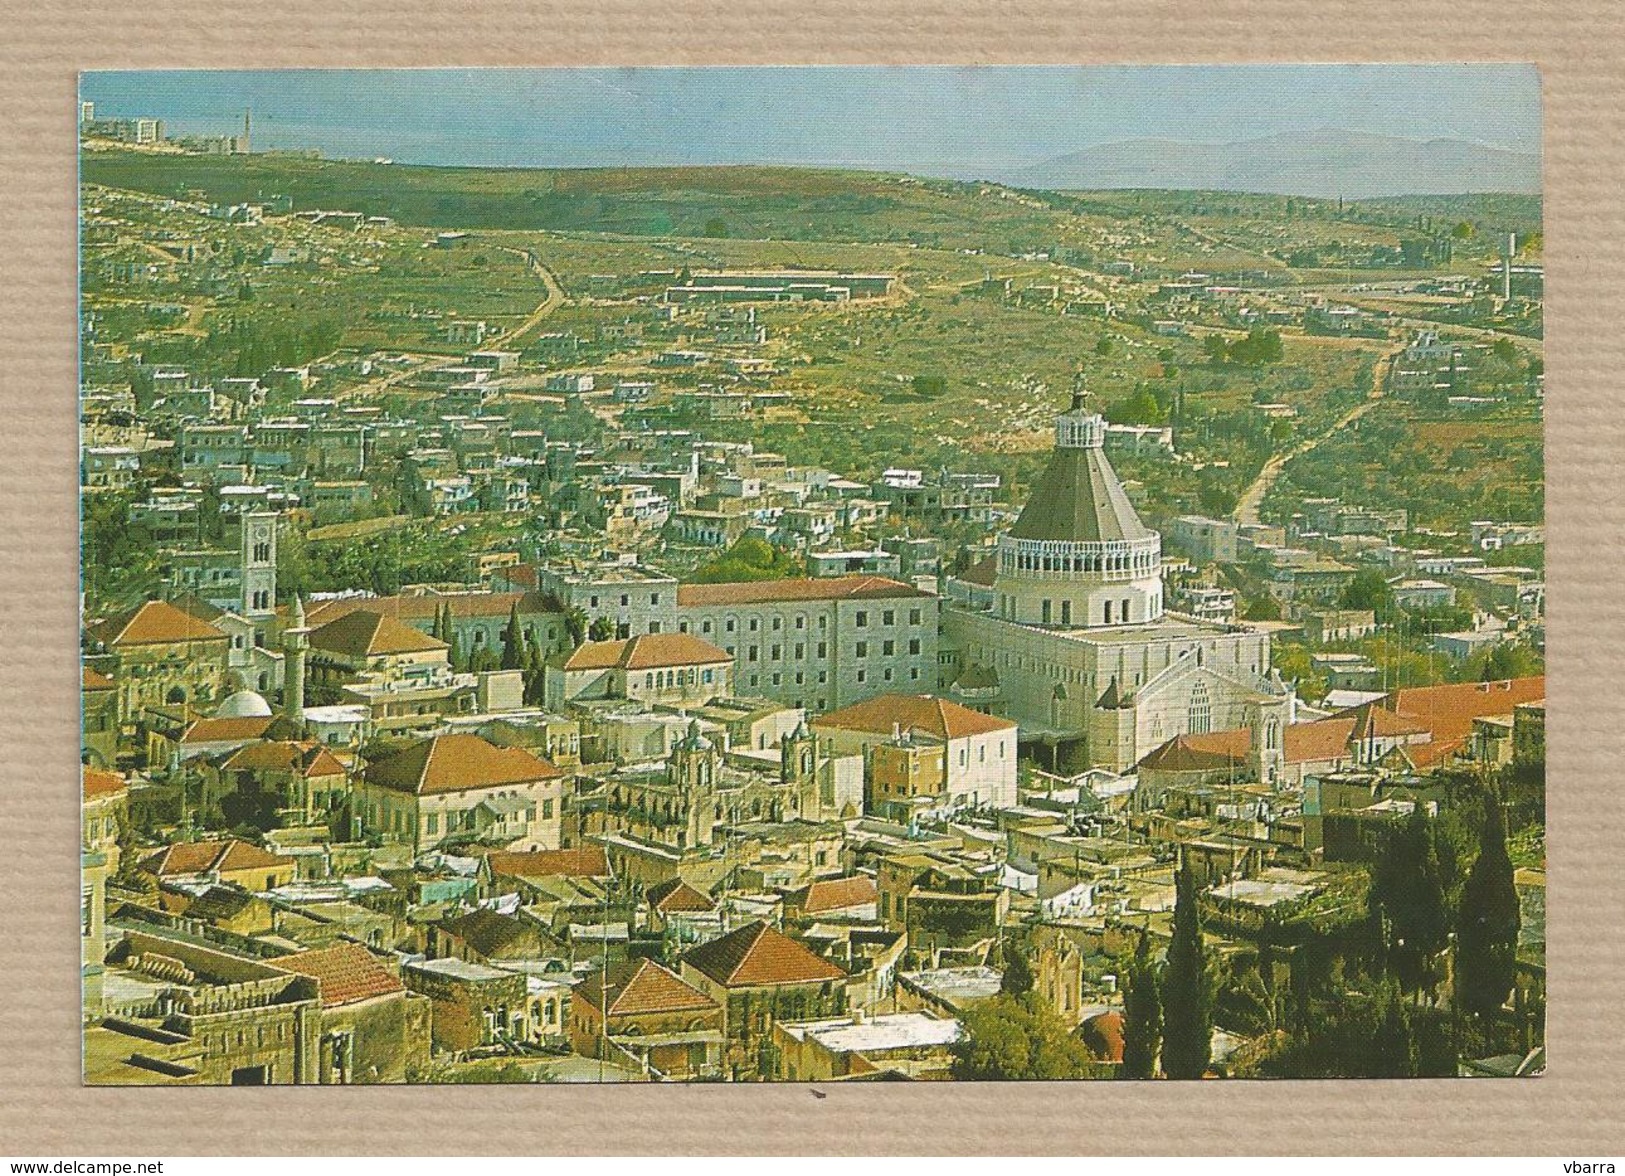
[352,733,566,854]
[675,576,939,714]
[943,387,1292,772]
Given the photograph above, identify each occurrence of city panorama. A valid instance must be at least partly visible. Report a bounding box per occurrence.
[78,66,1544,1084]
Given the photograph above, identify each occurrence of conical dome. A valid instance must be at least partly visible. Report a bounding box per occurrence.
[1008,389,1153,544]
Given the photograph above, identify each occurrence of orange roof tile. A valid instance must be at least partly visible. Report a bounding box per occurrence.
[646,877,717,914]
[576,958,718,1019]
[272,944,403,1008]
[1079,1010,1125,1064]
[308,609,448,658]
[364,733,562,797]
[682,920,846,988]
[1283,717,1359,765]
[563,632,731,672]
[1378,677,1547,743]
[303,590,555,628]
[793,875,878,914]
[92,600,228,647]
[83,766,128,801]
[179,716,277,745]
[1137,728,1250,773]
[812,694,1014,741]
[140,838,293,878]
[220,740,347,778]
[677,575,931,607]
[82,666,116,691]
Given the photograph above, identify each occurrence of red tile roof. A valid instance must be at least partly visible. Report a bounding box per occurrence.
[792,875,878,914]
[1137,728,1249,773]
[140,838,294,878]
[1377,677,1547,743]
[1079,1010,1125,1064]
[484,847,610,880]
[304,590,551,626]
[179,716,277,745]
[677,575,931,607]
[92,600,228,647]
[220,740,347,778]
[83,766,128,801]
[82,666,116,691]
[646,877,717,914]
[563,632,731,672]
[575,958,718,1019]
[1283,717,1358,765]
[1139,716,1363,774]
[272,944,403,1008]
[813,694,1014,740]
[363,733,562,797]
[682,920,846,988]
[308,609,448,658]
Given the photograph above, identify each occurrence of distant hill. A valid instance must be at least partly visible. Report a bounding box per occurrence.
[1008,131,1541,199]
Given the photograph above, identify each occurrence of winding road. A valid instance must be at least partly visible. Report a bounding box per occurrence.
[1231,343,1403,527]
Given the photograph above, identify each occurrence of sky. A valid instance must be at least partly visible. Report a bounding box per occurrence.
[79,66,1542,176]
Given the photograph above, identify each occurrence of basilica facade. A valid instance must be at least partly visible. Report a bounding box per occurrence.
[943,388,1296,774]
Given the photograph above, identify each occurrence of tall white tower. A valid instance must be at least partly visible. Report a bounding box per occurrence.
[240,510,277,623]
[991,377,1165,630]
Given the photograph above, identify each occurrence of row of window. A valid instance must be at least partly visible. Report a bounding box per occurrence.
[727,637,924,663]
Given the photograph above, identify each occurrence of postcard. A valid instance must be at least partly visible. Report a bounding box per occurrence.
[78,65,1543,1085]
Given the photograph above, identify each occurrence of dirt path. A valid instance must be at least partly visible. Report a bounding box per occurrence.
[495,247,565,347]
[1231,342,1404,527]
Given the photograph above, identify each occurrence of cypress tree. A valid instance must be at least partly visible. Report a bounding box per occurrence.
[999,943,1034,997]
[500,602,524,671]
[1161,863,1212,1079]
[1372,983,1419,1078]
[1373,804,1451,997]
[523,635,546,707]
[1457,794,1521,1018]
[1120,928,1162,1080]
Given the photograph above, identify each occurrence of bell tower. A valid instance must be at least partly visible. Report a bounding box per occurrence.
[241,511,277,626]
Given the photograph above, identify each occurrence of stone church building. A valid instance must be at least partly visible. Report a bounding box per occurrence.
[943,386,1296,774]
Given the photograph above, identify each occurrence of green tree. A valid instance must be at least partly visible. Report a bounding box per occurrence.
[1094,337,1114,357]
[1340,567,1396,621]
[500,602,525,671]
[999,943,1034,997]
[562,605,588,649]
[1451,220,1477,241]
[588,615,615,643]
[1161,863,1213,1079]
[1242,596,1282,622]
[1372,983,1419,1078]
[702,217,728,238]
[1371,805,1452,997]
[1457,793,1520,1019]
[1120,928,1163,1080]
[949,994,1096,1080]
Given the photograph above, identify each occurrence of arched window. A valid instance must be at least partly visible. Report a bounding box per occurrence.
[1188,681,1212,735]
[1265,718,1280,750]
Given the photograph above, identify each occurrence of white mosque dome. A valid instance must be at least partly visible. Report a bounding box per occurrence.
[215,689,273,719]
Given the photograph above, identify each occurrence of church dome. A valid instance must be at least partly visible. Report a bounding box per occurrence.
[991,376,1165,630]
[215,689,273,719]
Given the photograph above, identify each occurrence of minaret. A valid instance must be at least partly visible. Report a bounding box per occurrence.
[283,594,309,727]
[240,109,252,155]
